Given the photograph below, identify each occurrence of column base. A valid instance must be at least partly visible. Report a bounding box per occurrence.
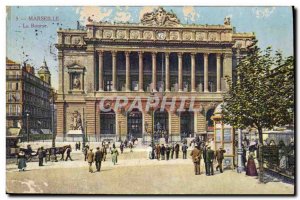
[139,89,144,92]
[216,90,221,93]
[191,89,196,93]
[98,89,104,92]
[125,89,131,92]
[178,89,183,92]
[204,89,209,93]
[165,89,170,92]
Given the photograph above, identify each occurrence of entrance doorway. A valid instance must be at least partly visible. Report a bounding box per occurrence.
[100,109,116,135]
[154,109,169,138]
[127,109,143,138]
[180,111,194,137]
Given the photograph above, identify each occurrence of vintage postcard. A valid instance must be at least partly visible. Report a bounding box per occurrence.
[5,6,294,195]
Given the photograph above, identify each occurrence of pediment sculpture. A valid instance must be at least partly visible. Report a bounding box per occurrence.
[141,7,181,27]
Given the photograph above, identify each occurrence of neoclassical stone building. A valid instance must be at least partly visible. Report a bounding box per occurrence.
[55,7,254,142]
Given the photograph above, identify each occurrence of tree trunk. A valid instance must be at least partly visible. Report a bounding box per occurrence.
[258,127,263,145]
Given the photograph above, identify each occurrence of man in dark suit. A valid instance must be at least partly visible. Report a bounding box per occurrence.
[165,144,171,160]
[160,144,166,160]
[202,144,208,175]
[38,147,44,166]
[190,144,201,175]
[174,143,180,159]
[95,147,103,172]
[206,146,215,176]
[155,144,161,160]
[171,144,174,159]
[215,147,226,173]
[182,143,188,159]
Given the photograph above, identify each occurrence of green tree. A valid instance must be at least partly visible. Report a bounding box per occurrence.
[222,41,294,144]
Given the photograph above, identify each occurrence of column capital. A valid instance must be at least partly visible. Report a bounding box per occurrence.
[216,53,222,58]
[223,52,233,59]
[190,52,196,57]
[203,52,210,57]
[177,52,183,57]
[165,52,170,57]
[111,51,117,57]
[125,51,131,57]
[152,52,157,56]
[98,50,104,56]
[138,51,144,56]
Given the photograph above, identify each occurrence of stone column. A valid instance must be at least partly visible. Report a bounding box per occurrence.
[125,51,131,91]
[191,52,196,92]
[178,52,183,92]
[112,51,117,91]
[152,52,157,92]
[223,53,232,90]
[98,51,104,91]
[165,52,170,92]
[216,53,221,92]
[204,53,209,92]
[138,51,144,92]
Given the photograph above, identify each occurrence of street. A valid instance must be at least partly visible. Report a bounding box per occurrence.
[6,148,294,194]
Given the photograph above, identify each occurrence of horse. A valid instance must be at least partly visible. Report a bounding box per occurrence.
[45,145,70,161]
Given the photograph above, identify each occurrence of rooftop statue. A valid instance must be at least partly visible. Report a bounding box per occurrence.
[141,7,181,27]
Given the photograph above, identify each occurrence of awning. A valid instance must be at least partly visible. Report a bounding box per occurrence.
[7,128,22,137]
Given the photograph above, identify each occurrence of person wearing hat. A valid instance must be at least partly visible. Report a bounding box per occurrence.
[190,144,201,175]
[174,143,180,159]
[160,144,166,160]
[38,147,45,166]
[215,146,226,173]
[83,145,89,161]
[155,144,161,160]
[95,147,103,172]
[165,144,171,161]
[87,149,94,173]
[182,143,188,159]
[206,146,215,176]
[202,144,208,175]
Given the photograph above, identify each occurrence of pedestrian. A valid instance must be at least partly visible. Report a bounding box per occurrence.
[38,147,44,166]
[190,144,201,175]
[124,139,128,148]
[166,144,171,160]
[161,144,166,160]
[155,144,161,160]
[65,145,73,161]
[129,141,133,152]
[78,141,81,150]
[203,144,208,175]
[206,146,215,176]
[165,134,169,144]
[111,145,119,165]
[83,145,89,161]
[246,152,258,176]
[95,147,103,172]
[182,143,188,159]
[215,147,226,173]
[87,149,94,173]
[171,144,174,159]
[242,144,247,168]
[75,142,78,151]
[147,145,153,159]
[120,142,124,154]
[101,144,107,162]
[175,143,180,159]
[17,150,27,171]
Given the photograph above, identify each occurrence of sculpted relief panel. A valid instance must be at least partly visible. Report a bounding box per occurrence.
[183,31,192,40]
[208,32,217,41]
[169,31,179,40]
[143,31,153,40]
[116,30,126,39]
[130,30,140,39]
[141,7,181,27]
[103,30,113,39]
[196,32,206,41]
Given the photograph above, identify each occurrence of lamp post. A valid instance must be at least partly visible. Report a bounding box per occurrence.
[26,111,30,143]
[118,121,122,142]
[51,93,55,147]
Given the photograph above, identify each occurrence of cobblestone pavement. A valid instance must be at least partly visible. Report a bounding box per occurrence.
[6,148,294,195]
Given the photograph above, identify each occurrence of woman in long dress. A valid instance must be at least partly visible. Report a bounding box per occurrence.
[17,150,27,171]
[246,152,258,176]
[111,146,119,165]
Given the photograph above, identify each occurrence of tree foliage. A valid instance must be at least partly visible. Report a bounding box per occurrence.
[222,41,294,144]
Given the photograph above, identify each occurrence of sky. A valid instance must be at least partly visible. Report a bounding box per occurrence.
[6,6,294,90]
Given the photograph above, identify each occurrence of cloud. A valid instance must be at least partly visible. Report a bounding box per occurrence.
[183,6,199,22]
[139,6,158,20]
[114,7,131,22]
[254,7,276,19]
[77,7,113,23]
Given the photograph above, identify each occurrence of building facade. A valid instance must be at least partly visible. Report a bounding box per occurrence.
[55,8,254,142]
[6,58,52,138]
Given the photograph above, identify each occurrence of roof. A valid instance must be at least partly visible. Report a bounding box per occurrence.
[6,57,19,65]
